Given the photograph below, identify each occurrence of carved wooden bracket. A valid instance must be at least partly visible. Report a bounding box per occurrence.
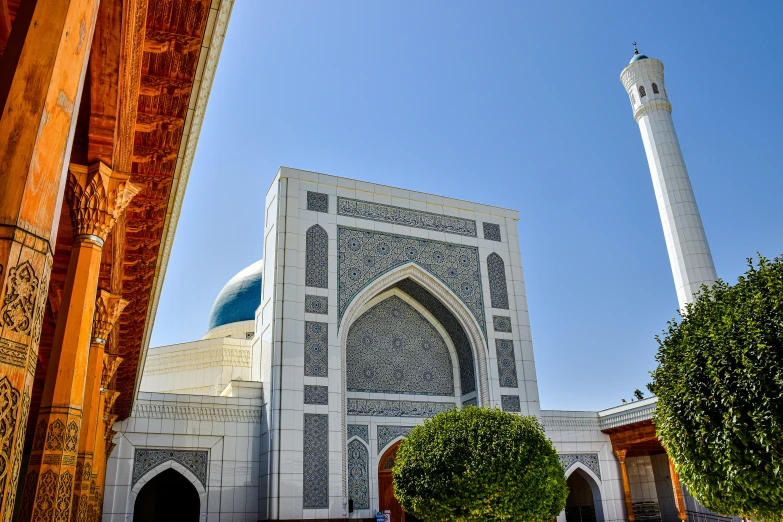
[103,390,120,415]
[92,290,129,342]
[144,29,201,54]
[101,353,124,388]
[67,162,141,241]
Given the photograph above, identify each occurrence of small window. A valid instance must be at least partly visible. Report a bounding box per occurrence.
[639,85,647,98]
[630,93,636,105]
[652,82,659,94]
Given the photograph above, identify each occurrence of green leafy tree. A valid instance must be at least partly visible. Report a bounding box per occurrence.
[392,407,567,522]
[633,389,645,401]
[649,255,783,521]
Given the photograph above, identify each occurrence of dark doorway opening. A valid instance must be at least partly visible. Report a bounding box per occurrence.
[133,468,200,522]
[566,470,597,522]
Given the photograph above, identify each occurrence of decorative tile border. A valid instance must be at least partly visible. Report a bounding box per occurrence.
[492,315,512,333]
[559,453,601,479]
[488,253,509,309]
[306,225,328,288]
[305,295,328,315]
[462,397,478,407]
[132,449,208,487]
[304,322,328,377]
[304,385,329,405]
[337,196,477,237]
[377,425,415,453]
[347,424,369,444]
[338,227,486,335]
[483,223,501,241]
[347,439,369,509]
[496,339,518,388]
[347,398,455,418]
[303,414,329,508]
[501,395,521,412]
[307,191,329,213]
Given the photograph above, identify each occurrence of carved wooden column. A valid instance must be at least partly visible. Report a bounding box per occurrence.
[91,352,122,520]
[0,0,102,518]
[72,291,127,522]
[615,449,635,522]
[18,163,138,522]
[668,458,687,521]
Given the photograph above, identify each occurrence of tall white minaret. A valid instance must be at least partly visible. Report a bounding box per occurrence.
[621,44,717,310]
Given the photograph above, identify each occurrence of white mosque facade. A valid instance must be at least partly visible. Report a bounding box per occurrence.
[101,51,730,522]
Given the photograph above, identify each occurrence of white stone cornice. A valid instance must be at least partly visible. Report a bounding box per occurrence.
[634,100,673,122]
[129,403,262,422]
[620,58,665,91]
[598,403,656,430]
[542,418,601,431]
[143,347,251,374]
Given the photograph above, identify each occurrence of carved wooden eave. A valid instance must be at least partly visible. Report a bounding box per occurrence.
[114,0,234,419]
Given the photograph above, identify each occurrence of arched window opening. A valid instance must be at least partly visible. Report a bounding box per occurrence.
[652,83,659,94]
[306,224,329,288]
[639,85,647,98]
[134,468,199,522]
[487,253,510,309]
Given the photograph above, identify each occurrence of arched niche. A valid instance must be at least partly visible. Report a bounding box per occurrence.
[564,464,605,522]
[129,460,207,520]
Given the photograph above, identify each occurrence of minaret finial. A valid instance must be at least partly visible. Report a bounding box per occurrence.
[633,41,639,55]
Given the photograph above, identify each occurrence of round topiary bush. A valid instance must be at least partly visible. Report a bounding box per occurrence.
[392,406,567,522]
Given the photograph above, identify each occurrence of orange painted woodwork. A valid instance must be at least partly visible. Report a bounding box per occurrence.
[668,458,687,521]
[615,449,635,522]
[19,163,137,522]
[0,0,101,518]
[378,441,417,522]
[72,290,127,521]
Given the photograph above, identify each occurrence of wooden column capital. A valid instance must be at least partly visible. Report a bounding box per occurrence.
[66,162,140,243]
[614,449,628,462]
[101,353,123,389]
[91,290,128,343]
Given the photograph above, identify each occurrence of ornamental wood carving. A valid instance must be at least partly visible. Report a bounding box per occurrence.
[91,291,128,342]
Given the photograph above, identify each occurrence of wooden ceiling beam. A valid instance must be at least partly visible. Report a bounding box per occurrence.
[0,0,11,56]
[135,112,185,133]
[139,74,192,97]
[144,29,201,54]
[131,145,178,163]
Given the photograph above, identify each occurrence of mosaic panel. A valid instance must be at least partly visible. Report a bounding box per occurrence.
[347,398,455,418]
[495,339,518,388]
[304,385,329,405]
[304,321,328,377]
[377,425,414,454]
[305,295,328,315]
[132,449,208,487]
[347,439,369,510]
[493,315,512,333]
[501,395,521,412]
[306,225,328,288]
[347,296,454,396]
[488,253,509,309]
[483,222,501,242]
[347,424,369,443]
[303,414,329,508]
[462,397,478,407]
[307,191,329,213]
[559,453,601,479]
[337,196,477,237]
[395,279,476,394]
[338,227,485,334]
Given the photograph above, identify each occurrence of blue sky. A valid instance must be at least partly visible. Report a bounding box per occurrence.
[151,1,783,411]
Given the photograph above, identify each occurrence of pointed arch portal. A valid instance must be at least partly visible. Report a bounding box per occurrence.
[133,468,200,522]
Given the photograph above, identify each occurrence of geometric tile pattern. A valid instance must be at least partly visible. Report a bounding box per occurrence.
[377,425,415,454]
[347,424,369,444]
[483,222,501,242]
[337,196,477,237]
[132,449,208,487]
[303,414,329,508]
[501,395,521,412]
[493,315,512,333]
[305,322,328,377]
[462,397,478,407]
[305,295,328,314]
[495,339,518,388]
[306,225,329,288]
[346,296,454,396]
[487,253,509,309]
[304,385,329,405]
[395,279,476,394]
[307,191,329,213]
[347,439,370,510]
[338,227,485,334]
[347,398,455,418]
[559,453,601,479]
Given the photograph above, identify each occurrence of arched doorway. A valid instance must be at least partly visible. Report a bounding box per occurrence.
[565,469,600,522]
[378,441,422,522]
[133,468,200,522]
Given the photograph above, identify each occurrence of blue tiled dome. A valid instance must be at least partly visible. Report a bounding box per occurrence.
[207,260,263,330]
[630,53,649,64]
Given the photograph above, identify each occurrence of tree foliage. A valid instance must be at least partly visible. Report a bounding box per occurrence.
[392,407,567,522]
[650,255,783,521]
